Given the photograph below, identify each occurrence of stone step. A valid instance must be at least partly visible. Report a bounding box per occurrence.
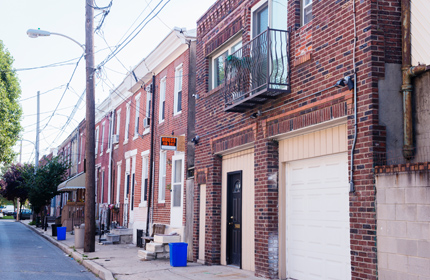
[146,242,164,253]
[138,250,155,260]
[154,234,181,244]
[105,234,120,243]
[101,241,114,245]
[156,252,169,259]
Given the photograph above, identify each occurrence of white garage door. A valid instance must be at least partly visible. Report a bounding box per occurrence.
[286,153,351,280]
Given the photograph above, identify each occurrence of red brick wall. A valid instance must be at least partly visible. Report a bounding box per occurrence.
[194,0,401,279]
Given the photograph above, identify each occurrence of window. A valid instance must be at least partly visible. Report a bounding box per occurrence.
[251,0,288,37]
[79,133,83,163]
[174,66,183,114]
[302,0,312,25]
[172,158,183,207]
[144,90,151,128]
[107,115,112,149]
[134,94,141,137]
[159,77,166,123]
[101,121,105,154]
[116,109,121,137]
[254,3,269,36]
[116,162,121,204]
[125,103,131,142]
[158,150,166,202]
[140,152,149,206]
[95,126,99,154]
[211,39,242,90]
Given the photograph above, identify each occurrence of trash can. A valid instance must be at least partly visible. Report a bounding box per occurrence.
[52,224,61,236]
[57,226,67,241]
[169,242,188,267]
[74,224,85,249]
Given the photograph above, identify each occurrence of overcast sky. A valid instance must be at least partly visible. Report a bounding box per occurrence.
[0,0,214,164]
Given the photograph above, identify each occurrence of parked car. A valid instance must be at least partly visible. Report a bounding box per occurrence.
[13,209,32,220]
[1,205,15,216]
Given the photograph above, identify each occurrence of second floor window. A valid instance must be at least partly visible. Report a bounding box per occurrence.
[101,121,105,153]
[125,103,131,141]
[95,127,99,154]
[174,66,183,114]
[302,0,312,26]
[159,77,166,123]
[211,38,242,90]
[134,94,141,137]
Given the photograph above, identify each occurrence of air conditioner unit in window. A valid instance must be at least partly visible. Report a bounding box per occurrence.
[112,134,119,144]
[143,117,150,128]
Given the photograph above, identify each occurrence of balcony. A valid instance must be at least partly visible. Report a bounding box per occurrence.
[224,28,290,113]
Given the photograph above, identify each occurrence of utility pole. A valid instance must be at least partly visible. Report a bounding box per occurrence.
[84,0,96,252]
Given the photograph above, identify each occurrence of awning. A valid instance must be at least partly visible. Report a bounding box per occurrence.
[57,172,86,192]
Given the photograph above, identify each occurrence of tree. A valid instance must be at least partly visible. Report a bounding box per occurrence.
[0,163,31,210]
[26,156,69,215]
[0,40,23,164]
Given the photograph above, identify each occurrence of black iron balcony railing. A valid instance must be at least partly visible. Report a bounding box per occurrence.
[224,28,290,112]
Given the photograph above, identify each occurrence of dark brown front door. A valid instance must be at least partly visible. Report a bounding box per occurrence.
[227,171,242,267]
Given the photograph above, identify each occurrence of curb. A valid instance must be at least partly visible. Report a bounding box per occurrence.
[21,222,114,280]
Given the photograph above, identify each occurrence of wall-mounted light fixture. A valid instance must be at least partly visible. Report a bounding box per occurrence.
[335,76,354,90]
[250,110,262,119]
[191,135,200,144]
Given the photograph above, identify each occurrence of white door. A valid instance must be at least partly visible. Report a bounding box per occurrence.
[286,153,351,280]
[170,153,184,228]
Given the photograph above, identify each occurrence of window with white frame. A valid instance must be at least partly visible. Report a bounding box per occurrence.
[125,103,131,141]
[101,121,105,154]
[116,109,121,137]
[174,65,183,114]
[79,133,83,163]
[251,0,288,37]
[95,126,99,154]
[144,90,151,128]
[116,162,121,204]
[159,77,166,123]
[302,0,312,26]
[107,115,112,149]
[210,38,242,90]
[158,150,166,202]
[134,94,141,137]
[140,153,149,205]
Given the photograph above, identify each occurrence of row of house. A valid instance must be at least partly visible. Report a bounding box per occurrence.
[46,0,430,279]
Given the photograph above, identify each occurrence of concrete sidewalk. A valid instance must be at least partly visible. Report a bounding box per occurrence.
[21,220,262,280]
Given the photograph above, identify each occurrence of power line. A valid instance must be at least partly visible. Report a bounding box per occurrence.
[20,84,67,102]
[97,0,171,69]
[38,54,84,135]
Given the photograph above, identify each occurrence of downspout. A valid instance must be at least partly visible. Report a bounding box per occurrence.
[350,0,358,193]
[145,75,156,236]
[401,0,427,159]
[107,111,115,204]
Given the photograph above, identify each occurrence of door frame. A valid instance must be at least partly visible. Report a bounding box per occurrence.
[170,152,185,228]
[226,170,242,268]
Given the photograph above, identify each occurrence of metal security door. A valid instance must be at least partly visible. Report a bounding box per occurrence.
[227,171,242,267]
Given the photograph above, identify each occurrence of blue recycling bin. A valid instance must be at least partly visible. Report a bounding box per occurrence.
[169,242,188,267]
[57,226,67,241]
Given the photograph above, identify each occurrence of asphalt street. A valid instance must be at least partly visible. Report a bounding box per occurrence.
[0,220,98,280]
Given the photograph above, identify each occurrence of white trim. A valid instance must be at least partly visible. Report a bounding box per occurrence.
[139,150,150,208]
[159,77,166,123]
[125,102,131,142]
[302,0,313,26]
[174,64,183,115]
[158,150,167,203]
[100,121,106,156]
[95,126,99,156]
[134,93,141,138]
[210,37,242,90]
[125,149,138,159]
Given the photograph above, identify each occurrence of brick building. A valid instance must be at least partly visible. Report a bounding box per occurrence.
[193,0,403,279]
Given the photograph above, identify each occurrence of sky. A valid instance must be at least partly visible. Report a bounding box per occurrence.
[0,0,215,165]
